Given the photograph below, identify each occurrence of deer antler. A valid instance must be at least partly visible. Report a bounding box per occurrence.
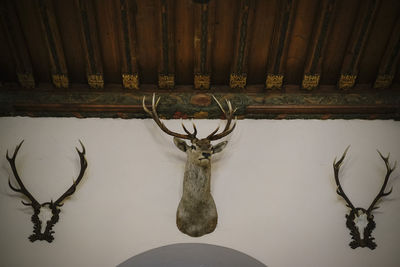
[207,95,237,141]
[333,146,356,211]
[52,141,88,207]
[6,140,40,208]
[367,150,396,213]
[143,93,198,140]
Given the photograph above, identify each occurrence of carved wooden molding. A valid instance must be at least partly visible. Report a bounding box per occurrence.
[158,74,175,89]
[1,84,399,120]
[87,74,104,89]
[230,0,255,89]
[302,0,337,90]
[193,1,215,89]
[265,0,296,90]
[230,73,247,89]
[75,0,104,89]
[266,74,284,89]
[36,0,69,88]
[122,73,139,90]
[117,0,140,89]
[158,0,175,88]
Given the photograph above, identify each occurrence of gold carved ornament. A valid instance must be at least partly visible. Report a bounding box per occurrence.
[122,73,139,89]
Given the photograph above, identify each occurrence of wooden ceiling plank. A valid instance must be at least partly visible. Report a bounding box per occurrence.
[75,0,104,89]
[374,16,400,89]
[158,0,175,89]
[301,0,337,90]
[117,0,139,89]
[193,0,216,89]
[0,1,35,88]
[265,0,297,90]
[36,0,69,88]
[338,0,380,89]
[229,0,255,89]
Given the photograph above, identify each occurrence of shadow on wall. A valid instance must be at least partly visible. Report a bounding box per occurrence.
[117,243,267,267]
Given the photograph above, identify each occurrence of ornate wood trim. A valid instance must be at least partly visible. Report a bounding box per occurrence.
[117,0,139,89]
[1,84,399,120]
[36,0,69,88]
[374,16,400,89]
[302,0,337,90]
[265,0,296,90]
[75,0,104,88]
[193,1,215,89]
[0,1,35,88]
[230,0,255,89]
[339,0,380,89]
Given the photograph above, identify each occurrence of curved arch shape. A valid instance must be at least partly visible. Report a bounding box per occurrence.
[118,243,267,267]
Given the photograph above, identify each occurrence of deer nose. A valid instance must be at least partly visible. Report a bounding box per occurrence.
[202,152,211,158]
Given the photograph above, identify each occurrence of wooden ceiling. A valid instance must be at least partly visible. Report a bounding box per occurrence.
[0,0,399,119]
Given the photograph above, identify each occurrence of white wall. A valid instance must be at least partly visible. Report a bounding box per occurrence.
[0,117,399,267]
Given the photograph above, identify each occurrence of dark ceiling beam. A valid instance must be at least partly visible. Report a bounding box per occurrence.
[374,16,400,89]
[338,0,380,90]
[265,0,297,90]
[193,0,215,89]
[301,0,337,90]
[158,0,175,89]
[0,1,35,88]
[229,0,255,89]
[1,84,399,120]
[75,0,104,89]
[36,0,69,88]
[117,0,139,89]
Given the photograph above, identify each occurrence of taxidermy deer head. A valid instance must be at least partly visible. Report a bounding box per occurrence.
[333,146,396,249]
[143,93,236,237]
[6,140,87,243]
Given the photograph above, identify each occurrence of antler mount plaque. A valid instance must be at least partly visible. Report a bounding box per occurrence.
[6,141,88,243]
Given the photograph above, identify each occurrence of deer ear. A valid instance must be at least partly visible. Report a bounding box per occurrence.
[213,141,228,154]
[173,137,188,152]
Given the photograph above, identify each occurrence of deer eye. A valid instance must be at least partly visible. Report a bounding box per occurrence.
[191,145,196,150]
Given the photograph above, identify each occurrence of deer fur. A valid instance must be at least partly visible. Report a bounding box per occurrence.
[174,137,227,237]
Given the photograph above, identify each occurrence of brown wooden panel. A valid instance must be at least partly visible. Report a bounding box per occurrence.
[193,0,216,89]
[301,0,337,90]
[321,0,360,85]
[247,0,276,84]
[94,0,121,84]
[158,0,175,88]
[175,0,194,85]
[212,0,239,85]
[338,0,380,89]
[135,0,160,84]
[0,20,16,82]
[15,0,50,83]
[36,0,69,88]
[0,1,32,85]
[286,0,319,85]
[229,0,255,89]
[75,0,104,88]
[265,0,297,89]
[359,0,400,86]
[115,0,139,89]
[53,0,86,83]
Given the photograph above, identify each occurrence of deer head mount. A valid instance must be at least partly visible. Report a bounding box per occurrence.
[333,146,396,249]
[143,93,237,237]
[6,141,87,243]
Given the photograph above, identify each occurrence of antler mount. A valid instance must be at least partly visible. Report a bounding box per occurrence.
[6,141,87,243]
[333,146,396,249]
